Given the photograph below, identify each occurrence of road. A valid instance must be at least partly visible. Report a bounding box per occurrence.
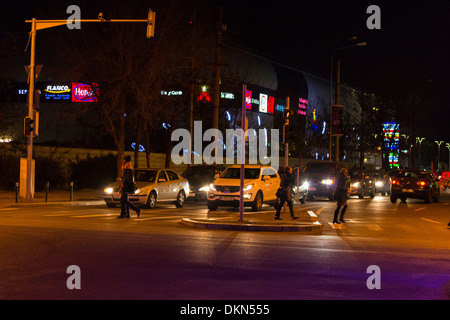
[0,192,449,301]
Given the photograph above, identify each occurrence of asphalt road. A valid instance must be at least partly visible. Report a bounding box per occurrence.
[0,192,449,301]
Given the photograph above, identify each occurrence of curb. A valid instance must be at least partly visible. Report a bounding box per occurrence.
[181,218,323,233]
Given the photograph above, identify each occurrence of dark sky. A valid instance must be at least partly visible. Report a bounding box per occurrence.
[1,0,449,139]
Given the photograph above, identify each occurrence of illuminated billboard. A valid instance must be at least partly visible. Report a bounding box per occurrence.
[72,83,99,102]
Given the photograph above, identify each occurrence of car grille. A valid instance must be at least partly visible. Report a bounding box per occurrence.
[215,185,240,193]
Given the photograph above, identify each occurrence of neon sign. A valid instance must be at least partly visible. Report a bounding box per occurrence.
[72,83,98,102]
[245,90,252,109]
[298,98,307,115]
[382,122,400,168]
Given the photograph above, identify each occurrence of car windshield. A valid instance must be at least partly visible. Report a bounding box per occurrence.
[397,171,429,179]
[220,168,260,179]
[304,163,336,174]
[135,170,158,182]
[349,171,362,178]
[182,166,215,178]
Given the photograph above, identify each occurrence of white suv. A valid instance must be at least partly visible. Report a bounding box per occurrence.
[207,164,280,212]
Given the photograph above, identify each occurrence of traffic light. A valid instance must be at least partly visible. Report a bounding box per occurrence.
[24,117,34,136]
[283,109,294,126]
[146,9,156,38]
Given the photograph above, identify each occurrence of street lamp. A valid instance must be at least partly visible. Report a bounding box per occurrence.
[435,140,444,171]
[329,41,367,162]
[416,137,425,169]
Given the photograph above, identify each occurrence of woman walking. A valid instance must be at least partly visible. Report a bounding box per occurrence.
[333,168,350,224]
[275,166,298,220]
[118,156,141,219]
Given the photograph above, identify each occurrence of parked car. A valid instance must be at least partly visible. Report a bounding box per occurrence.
[207,164,280,212]
[182,165,225,201]
[303,161,341,201]
[369,169,390,196]
[277,167,308,204]
[348,168,375,199]
[103,168,190,209]
[390,169,440,204]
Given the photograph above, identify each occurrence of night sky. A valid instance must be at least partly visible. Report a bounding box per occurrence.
[1,0,449,139]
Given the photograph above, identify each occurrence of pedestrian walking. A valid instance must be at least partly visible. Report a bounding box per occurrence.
[275,166,298,220]
[118,155,141,219]
[333,167,350,224]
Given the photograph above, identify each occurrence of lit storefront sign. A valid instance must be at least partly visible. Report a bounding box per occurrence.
[245,90,252,109]
[72,83,99,103]
[298,98,307,115]
[383,122,400,168]
[44,85,71,102]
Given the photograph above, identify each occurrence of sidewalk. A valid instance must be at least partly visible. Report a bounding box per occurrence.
[0,189,104,207]
[0,190,323,233]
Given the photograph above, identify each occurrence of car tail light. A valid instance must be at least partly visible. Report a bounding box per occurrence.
[417,181,428,186]
[392,180,398,185]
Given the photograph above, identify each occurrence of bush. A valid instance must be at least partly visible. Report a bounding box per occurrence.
[70,154,117,189]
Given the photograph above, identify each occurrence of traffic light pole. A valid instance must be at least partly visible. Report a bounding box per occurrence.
[24,11,155,201]
[25,18,37,201]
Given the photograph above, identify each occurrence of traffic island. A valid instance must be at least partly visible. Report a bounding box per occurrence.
[181,210,323,233]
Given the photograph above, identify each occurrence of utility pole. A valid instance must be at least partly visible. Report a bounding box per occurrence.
[24,11,155,201]
[212,3,223,131]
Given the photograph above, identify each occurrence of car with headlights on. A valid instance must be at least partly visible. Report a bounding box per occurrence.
[348,168,375,199]
[303,161,341,201]
[369,169,390,196]
[103,168,189,209]
[390,169,440,204]
[207,164,280,212]
[182,164,225,201]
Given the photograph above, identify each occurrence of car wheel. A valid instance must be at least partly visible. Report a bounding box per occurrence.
[175,190,186,208]
[390,195,397,203]
[433,192,440,203]
[207,201,218,211]
[424,191,431,204]
[369,189,375,198]
[146,191,157,209]
[252,192,263,212]
[359,187,365,199]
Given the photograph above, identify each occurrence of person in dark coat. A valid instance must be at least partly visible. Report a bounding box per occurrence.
[118,156,141,219]
[275,166,298,220]
[333,168,350,224]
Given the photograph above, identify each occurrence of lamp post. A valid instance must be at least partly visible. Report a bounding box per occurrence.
[329,41,367,162]
[435,140,444,171]
[416,137,425,169]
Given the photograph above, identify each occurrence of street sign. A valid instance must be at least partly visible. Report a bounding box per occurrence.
[331,105,344,136]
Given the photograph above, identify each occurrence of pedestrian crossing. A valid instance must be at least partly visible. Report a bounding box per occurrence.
[42,211,188,222]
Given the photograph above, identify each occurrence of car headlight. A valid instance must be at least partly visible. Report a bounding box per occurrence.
[300,181,310,189]
[375,181,383,187]
[104,187,113,194]
[351,182,360,188]
[199,185,210,192]
[243,183,254,192]
[209,183,216,191]
[134,188,141,194]
[321,179,334,185]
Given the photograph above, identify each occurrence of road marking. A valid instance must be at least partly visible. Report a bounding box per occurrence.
[70,214,116,218]
[366,224,383,231]
[414,207,426,212]
[420,218,441,224]
[328,222,346,229]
